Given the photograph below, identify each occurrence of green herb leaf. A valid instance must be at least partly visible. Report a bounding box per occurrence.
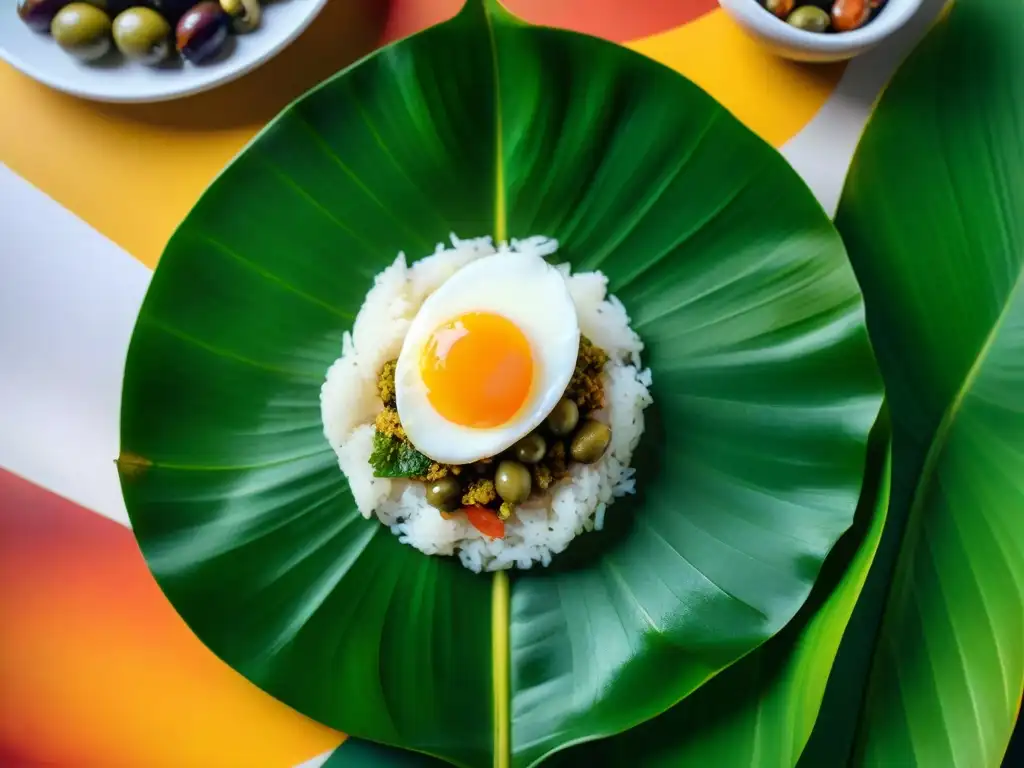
[369,431,433,478]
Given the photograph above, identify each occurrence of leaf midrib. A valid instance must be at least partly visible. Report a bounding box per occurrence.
[482,2,511,768]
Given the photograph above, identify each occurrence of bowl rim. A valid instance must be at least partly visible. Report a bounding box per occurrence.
[0,0,329,104]
[717,0,925,52]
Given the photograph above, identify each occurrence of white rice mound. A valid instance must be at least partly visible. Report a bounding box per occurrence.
[321,234,654,572]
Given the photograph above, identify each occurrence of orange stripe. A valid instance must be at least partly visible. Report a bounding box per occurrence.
[0,471,342,768]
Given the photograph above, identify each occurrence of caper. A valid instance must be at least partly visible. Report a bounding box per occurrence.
[764,0,794,18]
[495,460,532,504]
[546,398,579,437]
[51,3,112,62]
[570,420,612,464]
[426,476,461,512]
[513,432,547,464]
[786,5,830,32]
[219,0,261,33]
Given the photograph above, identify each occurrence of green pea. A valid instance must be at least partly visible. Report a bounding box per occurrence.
[513,432,547,464]
[425,477,461,512]
[570,420,612,464]
[546,398,579,437]
[495,460,532,504]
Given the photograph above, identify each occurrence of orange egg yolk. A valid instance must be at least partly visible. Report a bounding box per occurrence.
[420,311,534,429]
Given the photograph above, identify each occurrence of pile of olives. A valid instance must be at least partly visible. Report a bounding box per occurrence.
[424,397,614,517]
[761,0,887,33]
[17,0,264,66]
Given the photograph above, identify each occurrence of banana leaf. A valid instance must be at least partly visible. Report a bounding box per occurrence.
[799,0,1024,764]
[118,1,882,766]
[323,738,447,767]
[547,411,890,766]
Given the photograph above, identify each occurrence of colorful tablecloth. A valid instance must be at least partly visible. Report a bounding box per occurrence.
[0,1,944,766]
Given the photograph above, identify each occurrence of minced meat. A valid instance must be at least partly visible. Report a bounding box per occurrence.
[565,336,608,412]
[531,440,569,490]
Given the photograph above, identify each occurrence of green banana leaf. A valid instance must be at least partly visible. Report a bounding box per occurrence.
[548,411,890,767]
[800,0,1024,764]
[118,1,882,766]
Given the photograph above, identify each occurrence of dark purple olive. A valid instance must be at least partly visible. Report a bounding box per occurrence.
[17,0,73,32]
[175,2,229,64]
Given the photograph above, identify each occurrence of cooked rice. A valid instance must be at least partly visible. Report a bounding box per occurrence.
[321,234,653,572]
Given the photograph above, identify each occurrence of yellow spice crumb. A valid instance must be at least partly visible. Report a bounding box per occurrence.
[422,463,447,482]
[377,360,398,406]
[462,479,497,506]
[498,501,515,521]
[374,408,406,441]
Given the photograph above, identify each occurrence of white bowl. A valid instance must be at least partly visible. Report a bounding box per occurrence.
[718,0,924,62]
[0,0,327,103]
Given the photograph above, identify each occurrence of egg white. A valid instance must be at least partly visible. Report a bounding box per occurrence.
[395,251,580,465]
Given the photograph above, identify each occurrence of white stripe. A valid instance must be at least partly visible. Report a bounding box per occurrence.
[0,164,340,768]
[293,748,335,768]
[0,163,149,527]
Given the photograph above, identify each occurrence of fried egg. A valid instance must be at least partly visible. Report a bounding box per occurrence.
[395,250,580,464]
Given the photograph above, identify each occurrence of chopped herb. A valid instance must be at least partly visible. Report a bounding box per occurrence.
[369,430,433,478]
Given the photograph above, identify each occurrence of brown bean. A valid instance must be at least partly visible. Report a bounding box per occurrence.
[765,0,794,18]
[831,0,871,31]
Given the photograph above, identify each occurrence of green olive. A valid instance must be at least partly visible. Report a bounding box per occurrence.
[495,460,532,504]
[425,477,461,512]
[51,3,112,61]
[512,432,547,464]
[570,420,612,464]
[112,7,171,64]
[546,398,579,437]
[786,5,830,32]
[219,0,260,33]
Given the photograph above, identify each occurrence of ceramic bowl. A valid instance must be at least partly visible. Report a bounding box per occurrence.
[718,0,924,62]
[0,0,327,103]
